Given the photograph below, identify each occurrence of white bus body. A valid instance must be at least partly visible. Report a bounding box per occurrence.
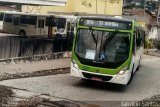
[3,11,76,38]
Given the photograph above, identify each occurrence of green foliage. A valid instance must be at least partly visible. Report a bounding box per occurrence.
[145,39,153,49]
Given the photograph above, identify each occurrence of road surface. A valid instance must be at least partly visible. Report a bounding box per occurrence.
[0,33,18,37]
[0,55,160,104]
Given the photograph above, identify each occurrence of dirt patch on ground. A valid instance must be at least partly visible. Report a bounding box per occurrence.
[0,85,13,106]
[0,52,71,65]
[138,95,160,107]
[11,96,100,107]
[0,67,70,81]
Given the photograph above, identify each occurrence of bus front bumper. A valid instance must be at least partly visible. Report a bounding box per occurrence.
[70,63,131,85]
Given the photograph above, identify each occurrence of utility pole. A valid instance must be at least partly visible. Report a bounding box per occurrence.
[96,0,98,14]
[157,0,160,25]
[144,0,147,16]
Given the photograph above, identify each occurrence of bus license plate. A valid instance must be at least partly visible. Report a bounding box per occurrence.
[91,77,102,81]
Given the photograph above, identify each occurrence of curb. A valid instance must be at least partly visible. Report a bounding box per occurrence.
[4,87,96,107]
[0,67,70,81]
[0,52,72,65]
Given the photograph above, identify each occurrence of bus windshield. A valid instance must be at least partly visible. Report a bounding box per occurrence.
[75,29,131,68]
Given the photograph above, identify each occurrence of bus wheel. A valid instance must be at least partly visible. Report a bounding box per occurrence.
[127,65,134,85]
[19,30,26,37]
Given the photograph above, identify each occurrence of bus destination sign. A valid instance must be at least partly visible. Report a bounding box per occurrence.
[79,18,132,30]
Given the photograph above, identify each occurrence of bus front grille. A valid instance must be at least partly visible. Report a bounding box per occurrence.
[82,72,113,81]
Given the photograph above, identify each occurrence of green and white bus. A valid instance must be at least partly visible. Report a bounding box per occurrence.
[71,17,145,85]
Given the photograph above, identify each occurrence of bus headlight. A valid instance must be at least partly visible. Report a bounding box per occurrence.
[119,70,125,75]
[118,66,129,75]
[72,59,79,69]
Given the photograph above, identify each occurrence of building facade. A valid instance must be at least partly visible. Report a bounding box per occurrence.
[157,2,160,39]
[22,0,123,15]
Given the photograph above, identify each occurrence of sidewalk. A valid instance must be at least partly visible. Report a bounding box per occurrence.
[0,58,71,80]
[144,49,160,57]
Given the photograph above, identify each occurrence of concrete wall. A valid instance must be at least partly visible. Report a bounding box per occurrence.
[22,0,123,15]
[158,28,160,39]
[148,27,158,39]
[22,0,74,13]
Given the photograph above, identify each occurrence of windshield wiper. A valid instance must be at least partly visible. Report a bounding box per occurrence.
[92,60,105,64]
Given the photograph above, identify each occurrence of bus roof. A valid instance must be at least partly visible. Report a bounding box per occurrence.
[54,14,76,19]
[4,11,77,20]
[4,11,49,17]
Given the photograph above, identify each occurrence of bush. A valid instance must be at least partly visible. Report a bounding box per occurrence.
[145,39,153,49]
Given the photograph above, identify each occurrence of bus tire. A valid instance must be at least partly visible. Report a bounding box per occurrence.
[19,30,26,37]
[127,64,134,85]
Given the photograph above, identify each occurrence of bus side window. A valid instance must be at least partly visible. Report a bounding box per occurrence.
[4,14,12,22]
[58,18,66,29]
[133,31,136,55]
[62,18,66,28]
[67,22,71,31]
[38,19,45,28]
[45,17,55,27]
[0,13,4,21]
[71,24,74,31]
[136,30,142,47]
[143,31,146,48]
[27,16,37,25]
[20,15,27,24]
[13,18,19,25]
[139,30,145,47]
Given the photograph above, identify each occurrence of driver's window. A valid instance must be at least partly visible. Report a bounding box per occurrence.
[133,30,136,54]
[136,30,142,47]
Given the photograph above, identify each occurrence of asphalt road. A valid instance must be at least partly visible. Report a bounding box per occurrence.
[0,55,160,104]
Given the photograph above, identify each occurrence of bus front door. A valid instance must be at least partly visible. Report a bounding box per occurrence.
[37,19,47,37]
